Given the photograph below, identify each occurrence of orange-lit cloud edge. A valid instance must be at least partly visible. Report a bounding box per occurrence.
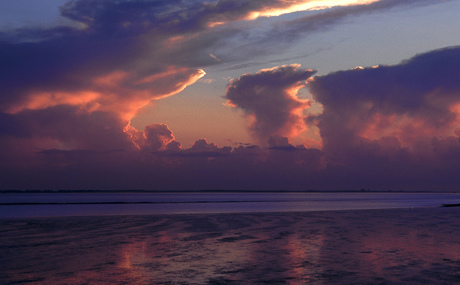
[4,0,387,153]
[208,0,380,27]
[225,64,317,147]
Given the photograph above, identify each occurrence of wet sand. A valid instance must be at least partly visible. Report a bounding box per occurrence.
[1,207,460,284]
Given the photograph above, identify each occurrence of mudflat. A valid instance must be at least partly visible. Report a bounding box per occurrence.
[1,207,460,284]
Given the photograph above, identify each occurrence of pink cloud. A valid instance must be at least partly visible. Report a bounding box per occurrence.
[225,64,316,144]
[126,123,179,152]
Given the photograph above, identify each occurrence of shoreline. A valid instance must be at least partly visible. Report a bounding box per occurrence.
[0,204,452,220]
[2,192,460,219]
[0,204,435,220]
[2,189,460,193]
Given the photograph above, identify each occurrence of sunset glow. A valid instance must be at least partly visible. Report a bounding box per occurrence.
[6,91,100,114]
[4,3,460,285]
[253,0,381,17]
[207,0,381,27]
[1,0,460,190]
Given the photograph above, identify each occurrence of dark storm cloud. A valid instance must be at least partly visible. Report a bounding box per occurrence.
[0,105,134,151]
[0,138,325,191]
[309,46,460,156]
[159,139,232,158]
[267,136,307,152]
[298,46,460,190]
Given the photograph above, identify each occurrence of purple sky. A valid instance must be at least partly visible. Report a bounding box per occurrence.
[1,0,460,191]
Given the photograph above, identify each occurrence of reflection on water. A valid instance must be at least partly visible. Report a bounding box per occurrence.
[1,208,460,284]
[286,231,324,280]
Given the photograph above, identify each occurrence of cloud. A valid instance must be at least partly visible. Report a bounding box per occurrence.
[225,64,316,143]
[309,46,460,155]
[54,0,390,68]
[0,137,325,191]
[0,106,134,151]
[0,0,212,156]
[299,46,460,190]
[124,123,181,152]
[1,1,460,191]
[0,0,434,124]
[267,136,307,152]
[160,139,232,158]
[195,0,383,28]
[270,0,439,41]
[207,0,442,64]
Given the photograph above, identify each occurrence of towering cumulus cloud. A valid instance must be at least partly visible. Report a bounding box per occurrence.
[225,65,316,144]
[306,46,460,189]
[309,46,460,155]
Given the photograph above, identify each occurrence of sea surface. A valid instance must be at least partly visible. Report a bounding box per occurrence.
[1,192,459,218]
[2,193,460,284]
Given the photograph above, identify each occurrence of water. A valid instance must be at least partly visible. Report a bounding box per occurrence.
[1,192,460,218]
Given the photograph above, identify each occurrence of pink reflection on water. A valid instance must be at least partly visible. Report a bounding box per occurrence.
[1,208,460,284]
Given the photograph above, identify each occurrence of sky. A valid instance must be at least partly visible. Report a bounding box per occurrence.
[1,0,460,191]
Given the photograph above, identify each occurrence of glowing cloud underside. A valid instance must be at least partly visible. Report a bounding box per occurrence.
[208,0,381,27]
[254,0,381,17]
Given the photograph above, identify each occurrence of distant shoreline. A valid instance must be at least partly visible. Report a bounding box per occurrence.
[1,189,458,194]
